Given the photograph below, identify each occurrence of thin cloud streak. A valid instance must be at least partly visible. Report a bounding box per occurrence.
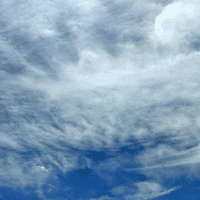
[126,145,200,172]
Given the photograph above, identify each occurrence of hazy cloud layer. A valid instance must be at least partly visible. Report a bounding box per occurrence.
[1,0,200,199]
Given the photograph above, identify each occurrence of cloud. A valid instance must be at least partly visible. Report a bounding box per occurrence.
[132,144,200,171]
[152,0,200,52]
[102,181,176,200]
[125,181,177,200]
[1,0,200,199]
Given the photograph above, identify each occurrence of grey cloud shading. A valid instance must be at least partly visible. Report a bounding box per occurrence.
[0,51,25,74]
[153,0,173,5]
[93,25,120,57]
[186,33,200,51]
[87,0,162,57]
[0,0,80,78]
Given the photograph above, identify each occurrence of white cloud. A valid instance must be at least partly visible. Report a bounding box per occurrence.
[0,153,51,188]
[125,181,176,200]
[68,0,101,13]
[91,181,176,200]
[152,0,200,51]
[127,144,200,182]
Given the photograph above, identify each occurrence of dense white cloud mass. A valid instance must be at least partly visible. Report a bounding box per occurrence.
[152,0,200,51]
[1,0,200,199]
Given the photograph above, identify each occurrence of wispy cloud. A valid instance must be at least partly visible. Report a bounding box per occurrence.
[125,181,177,200]
[93,181,177,200]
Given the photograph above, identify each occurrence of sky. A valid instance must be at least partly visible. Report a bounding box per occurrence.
[1,0,200,199]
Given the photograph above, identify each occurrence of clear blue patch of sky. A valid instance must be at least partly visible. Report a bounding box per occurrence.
[56,168,111,200]
[0,187,39,200]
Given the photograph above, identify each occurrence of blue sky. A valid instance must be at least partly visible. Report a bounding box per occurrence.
[1,0,200,199]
